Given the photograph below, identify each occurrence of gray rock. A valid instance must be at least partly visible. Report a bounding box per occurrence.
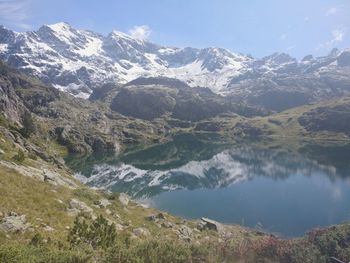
[157,213,166,220]
[177,225,193,241]
[0,161,77,188]
[8,211,18,216]
[99,199,111,207]
[66,208,80,217]
[67,199,94,216]
[0,213,31,233]
[94,199,111,208]
[115,223,124,231]
[133,227,150,237]
[119,193,130,206]
[146,213,166,222]
[42,224,55,232]
[161,221,173,229]
[200,217,223,232]
[146,215,157,221]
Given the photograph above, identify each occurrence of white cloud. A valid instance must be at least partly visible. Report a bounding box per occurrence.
[316,28,346,50]
[326,7,337,16]
[0,0,31,30]
[280,33,287,41]
[332,29,345,42]
[128,25,152,40]
[286,45,296,51]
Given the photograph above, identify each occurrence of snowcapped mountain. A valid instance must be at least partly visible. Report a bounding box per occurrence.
[225,48,350,110]
[0,22,251,98]
[0,22,350,105]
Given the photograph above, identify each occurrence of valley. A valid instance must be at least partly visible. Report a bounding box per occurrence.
[0,22,350,263]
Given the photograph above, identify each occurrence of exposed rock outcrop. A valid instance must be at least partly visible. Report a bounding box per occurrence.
[198,217,224,233]
[133,227,150,237]
[67,199,94,216]
[118,193,130,206]
[0,212,31,233]
[0,161,77,188]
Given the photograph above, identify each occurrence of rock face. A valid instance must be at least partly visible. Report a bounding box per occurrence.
[54,125,116,155]
[110,77,266,121]
[111,85,176,120]
[0,212,31,233]
[0,60,59,124]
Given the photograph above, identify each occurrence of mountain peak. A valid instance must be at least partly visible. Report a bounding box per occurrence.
[262,52,296,64]
[46,22,72,30]
[109,30,140,42]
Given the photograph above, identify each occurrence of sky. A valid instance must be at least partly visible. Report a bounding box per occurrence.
[0,0,349,58]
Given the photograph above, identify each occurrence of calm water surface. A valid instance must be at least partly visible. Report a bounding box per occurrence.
[68,134,350,237]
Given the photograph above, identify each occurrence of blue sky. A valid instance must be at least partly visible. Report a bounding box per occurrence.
[0,0,349,58]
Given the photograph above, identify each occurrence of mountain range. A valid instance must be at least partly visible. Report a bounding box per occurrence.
[1,22,350,111]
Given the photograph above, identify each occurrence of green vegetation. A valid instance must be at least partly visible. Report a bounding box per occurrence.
[12,149,25,163]
[0,243,91,263]
[68,215,117,250]
[1,214,350,262]
[20,111,36,138]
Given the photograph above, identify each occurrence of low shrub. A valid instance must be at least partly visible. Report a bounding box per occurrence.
[68,215,117,250]
[0,243,91,263]
[12,149,25,162]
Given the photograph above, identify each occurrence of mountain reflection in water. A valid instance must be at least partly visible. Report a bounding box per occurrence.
[69,134,350,237]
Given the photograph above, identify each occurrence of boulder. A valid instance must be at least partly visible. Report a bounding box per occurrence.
[146,213,166,222]
[115,223,124,231]
[0,213,31,233]
[161,221,174,229]
[67,199,94,216]
[133,227,150,237]
[145,215,157,221]
[94,199,111,208]
[119,193,130,206]
[199,217,223,232]
[41,223,55,232]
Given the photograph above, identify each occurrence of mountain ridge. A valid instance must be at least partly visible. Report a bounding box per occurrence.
[1,22,349,108]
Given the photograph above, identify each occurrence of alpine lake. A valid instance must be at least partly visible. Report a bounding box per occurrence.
[66,133,350,238]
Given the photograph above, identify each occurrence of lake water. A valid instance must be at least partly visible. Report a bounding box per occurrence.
[69,134,350,237]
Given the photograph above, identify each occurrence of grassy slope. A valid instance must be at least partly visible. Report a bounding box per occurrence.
[246,96,350,141]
